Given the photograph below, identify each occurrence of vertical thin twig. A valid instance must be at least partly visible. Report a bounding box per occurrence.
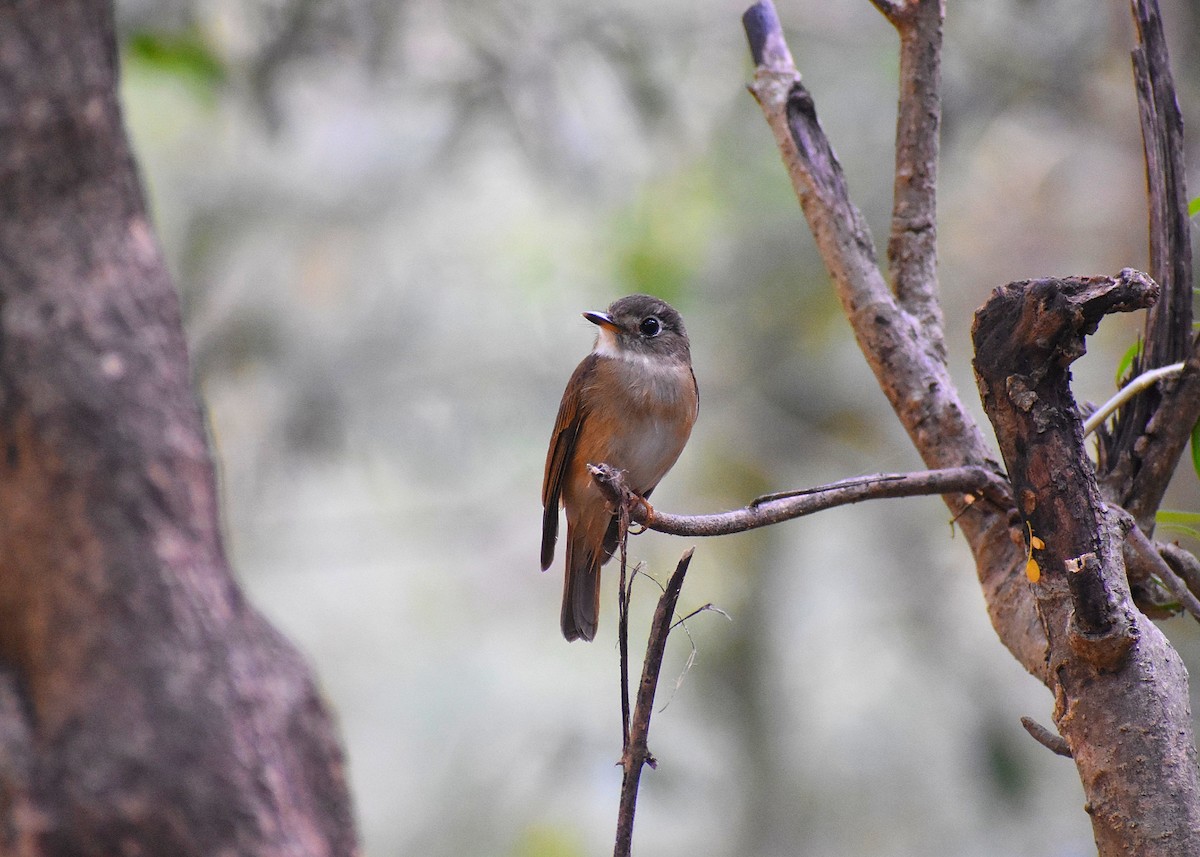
[1103,0,1195,527]
[613,548,695,857]
[617,504,632,749]
[1130,0,1192,367]
[875,0,946,352]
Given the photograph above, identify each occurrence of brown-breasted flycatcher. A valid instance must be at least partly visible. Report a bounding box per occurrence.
[541,294,698,641]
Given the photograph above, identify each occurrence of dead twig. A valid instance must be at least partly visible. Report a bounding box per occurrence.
[1158,542,1200,620]
[1101,0,1196,528]
[589,463,1011,538]
[613,549,695,857]
[617,502,633,750]
[1020,716,1073,758]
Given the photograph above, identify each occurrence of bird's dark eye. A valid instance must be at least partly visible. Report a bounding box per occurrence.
[639,316,662,337]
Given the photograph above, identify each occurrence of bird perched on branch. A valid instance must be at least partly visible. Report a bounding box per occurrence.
[541,294,698,641]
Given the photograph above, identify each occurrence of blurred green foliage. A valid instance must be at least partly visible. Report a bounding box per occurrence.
[616,167,721,304]
[124,27,224,102]
[1157,510,1200,549]
[510,825,587,857]
[981,721,1033,808]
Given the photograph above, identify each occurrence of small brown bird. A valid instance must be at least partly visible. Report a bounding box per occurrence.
[541,294,699,641]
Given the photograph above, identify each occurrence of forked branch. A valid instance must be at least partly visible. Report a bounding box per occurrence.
[743,0,1043,677]
[742,0,1200,852]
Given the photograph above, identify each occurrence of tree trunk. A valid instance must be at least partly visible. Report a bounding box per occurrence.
[0,2,358,853]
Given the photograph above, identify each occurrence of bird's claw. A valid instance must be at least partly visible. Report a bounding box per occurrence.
[626,495,653,532]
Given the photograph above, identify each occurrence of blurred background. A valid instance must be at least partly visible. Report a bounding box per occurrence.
[112,0,1199,854]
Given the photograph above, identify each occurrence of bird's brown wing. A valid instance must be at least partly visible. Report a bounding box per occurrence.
[541,354,597,571]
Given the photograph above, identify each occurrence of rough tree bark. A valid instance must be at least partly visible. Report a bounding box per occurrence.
[736,0,1200,853]
[974,273,1200,853]
[0,2,358,854]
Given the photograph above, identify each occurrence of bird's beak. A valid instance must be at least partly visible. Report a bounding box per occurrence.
[582,310,620,332]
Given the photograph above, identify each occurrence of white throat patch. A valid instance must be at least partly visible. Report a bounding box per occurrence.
[592,327,624,359]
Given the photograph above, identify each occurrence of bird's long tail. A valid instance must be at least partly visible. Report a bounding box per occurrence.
[561,536,602,642]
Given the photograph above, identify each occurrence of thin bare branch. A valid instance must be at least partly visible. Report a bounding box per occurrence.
[614,549,695,857]
[1119,515,1190,618]
[867,0,906,23]
[659,603,731,715]
[617,505,633,750]
[672,603,732,629]
[1160,542,1200,617]
[1120,357,1200,531]
[591,464,1010,538]
[1151,547,1200,622]
[743,1,892,324]
[878,0,946,350]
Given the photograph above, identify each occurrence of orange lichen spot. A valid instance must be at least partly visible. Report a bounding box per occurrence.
[1024,522,1043,583]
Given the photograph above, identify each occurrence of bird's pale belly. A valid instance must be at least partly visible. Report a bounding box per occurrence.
[597,414,689,494]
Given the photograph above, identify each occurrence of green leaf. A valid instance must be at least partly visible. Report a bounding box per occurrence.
[1156,509,1200,541]
[1193,420,1200,480]
[1157,510,1200,525]
[1115,339,1143,386]
[1190,196,1200,219]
